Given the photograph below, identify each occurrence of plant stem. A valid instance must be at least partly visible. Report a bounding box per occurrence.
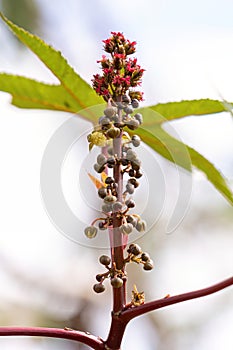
[0,327,105,349]
[121,276,233,322]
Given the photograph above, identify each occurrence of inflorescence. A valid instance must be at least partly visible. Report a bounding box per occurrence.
[84,32,154,294]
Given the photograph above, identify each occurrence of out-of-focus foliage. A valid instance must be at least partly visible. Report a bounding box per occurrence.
[0,0,40,34]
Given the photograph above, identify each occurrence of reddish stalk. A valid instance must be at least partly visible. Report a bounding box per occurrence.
[0,327,104,349]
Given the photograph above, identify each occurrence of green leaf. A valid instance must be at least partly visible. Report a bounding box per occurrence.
[136,125,233,205]
[143,99,229,123]
[0,13,104,113]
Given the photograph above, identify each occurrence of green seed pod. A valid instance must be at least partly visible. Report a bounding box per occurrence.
[120,223,133,235]
[112,201,123,212]
[134,113,143,124]
[141,252,150,262]
[131,99,140,109]
[106,127,121,139]
[99,255,111,266]
[132,135,141,147]
[98,187,107,199]
[104,195,117,203]
[125,199,135,208]
[126,149,137,161]
[93,283,105,293]
[131,159,141,171]
[111,277,123,288]
[143,260,154,271]
[102,203,112,213]
[126,183,134,194]
[84,226,98,239]
[128,243,142,256]
[97,153,107,166]
[128,177,139,188]
[136,220,147,232]
[104,106,117,118]
[126,119,140,130]
[94,163,105,173]
[124,106,134,115]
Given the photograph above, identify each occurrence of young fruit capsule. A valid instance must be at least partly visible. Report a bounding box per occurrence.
[128,177,139,188]
[107,156,116,168]
[126,119,140,130]
[126,215,137,226]
[104,195,117,203]
[102,203,112,213]
[126,149,137,161]
[122,94,131,104]
[143,260,154,271]
[98,187,107,199]
[98,221,107,230]
[131,159,141,171]
[127,243,142,256]
[106,127,121,139]
[136,220,147,232]
[131,99,140,109]
[99,255,111,266]
[111,277,123,288]
[131,135,141,147]
[112,201,123,212]
[141,252,150,262]
[104,106,117,118]
[97,153,107,166]
[126,183,134,194]
[125,199,136,208]
[124,106,134,115]
[94,163,105,173]
[134,113,143,124]
[93,283,105,293]
[105,176,115,184]
[84,226,97,239]
[120,223,133,235]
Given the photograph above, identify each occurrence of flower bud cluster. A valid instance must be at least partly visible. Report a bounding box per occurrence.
[92,32,144,101]
[126,244,154,271]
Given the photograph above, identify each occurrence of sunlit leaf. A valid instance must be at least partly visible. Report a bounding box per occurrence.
[0,13,104,116]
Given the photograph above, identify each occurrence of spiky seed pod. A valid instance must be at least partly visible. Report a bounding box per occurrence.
[104,195,117,203]
[125,199,136,208]
[131,135,141,147]
[105,176,115,184]
[102,203,112,213]
[126,183,134,194]
[120,223,133,235]
[94,163,106,173]
[124,106,134,115]
[104,106,117,118]
[131,99,140,109]
[106,127,121,139]
[134,113,143,124]
[128,177,139,188]
[143,260,154,271]
[98,187,108,199]
[128,243,142,256]
[97,153,107,166]
[99,255,111,266]
[112,201,123,212]
[111,277,123,288]
[126,119,140,130]
[84,226,98,238]
[93,283,105,293]
[136,220,147,232]
[141,252,150,262]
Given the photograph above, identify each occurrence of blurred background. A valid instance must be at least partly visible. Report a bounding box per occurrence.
[0,0,232,349]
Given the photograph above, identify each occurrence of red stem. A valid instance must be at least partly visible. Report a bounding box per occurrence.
[0,327,104,349]
[121,276,233,322]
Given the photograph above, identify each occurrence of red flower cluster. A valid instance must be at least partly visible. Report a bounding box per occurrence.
[92,32,144,101]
